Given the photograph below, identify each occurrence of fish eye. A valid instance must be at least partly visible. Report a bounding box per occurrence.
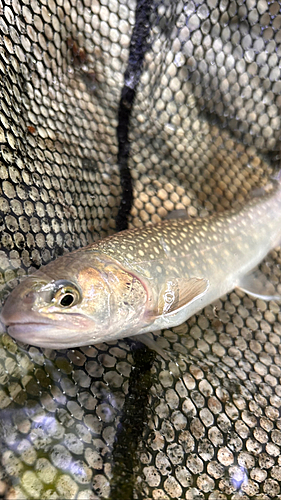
[52,280,81,308]
[59,292,76,307]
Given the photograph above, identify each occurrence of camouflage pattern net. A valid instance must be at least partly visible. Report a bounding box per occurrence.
[1,0,281,499]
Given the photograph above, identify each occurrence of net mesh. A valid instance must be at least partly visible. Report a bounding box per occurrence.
[1,0,281,499]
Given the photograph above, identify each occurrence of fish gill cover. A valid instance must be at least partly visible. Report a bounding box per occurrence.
[0,1,281,499]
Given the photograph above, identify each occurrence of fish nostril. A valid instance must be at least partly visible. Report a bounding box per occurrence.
[22,291,36,304]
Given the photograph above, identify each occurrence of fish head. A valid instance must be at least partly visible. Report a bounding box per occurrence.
[0,252,149,348]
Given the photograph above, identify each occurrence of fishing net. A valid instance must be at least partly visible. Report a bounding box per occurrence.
[1,0,281,498]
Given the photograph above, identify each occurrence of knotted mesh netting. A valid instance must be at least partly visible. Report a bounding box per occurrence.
[1,1,281,499]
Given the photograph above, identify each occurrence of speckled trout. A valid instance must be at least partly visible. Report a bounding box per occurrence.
[1,182,281,349]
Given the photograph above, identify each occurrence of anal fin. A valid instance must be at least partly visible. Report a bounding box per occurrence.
[237,268,280,301]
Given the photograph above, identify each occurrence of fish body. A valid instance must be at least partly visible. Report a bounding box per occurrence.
[1,182,281,349]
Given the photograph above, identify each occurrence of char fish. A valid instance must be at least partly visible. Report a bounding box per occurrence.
[1,182,281,349]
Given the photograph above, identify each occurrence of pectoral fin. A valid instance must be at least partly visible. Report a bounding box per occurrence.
[237,268,280,301]
[133,333,170,360]
[152,276,209,319]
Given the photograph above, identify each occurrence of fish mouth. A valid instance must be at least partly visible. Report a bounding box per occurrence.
[3,313,99,349]
[7,322,56,333]
[7,321,65,340]
[5,321,89,349]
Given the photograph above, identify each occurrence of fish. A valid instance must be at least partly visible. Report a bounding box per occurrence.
[1,181,281,349]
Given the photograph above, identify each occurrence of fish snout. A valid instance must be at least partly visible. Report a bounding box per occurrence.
[0,287,37,327]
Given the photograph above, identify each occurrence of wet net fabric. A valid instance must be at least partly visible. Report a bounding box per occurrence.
[1,0,281,499]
